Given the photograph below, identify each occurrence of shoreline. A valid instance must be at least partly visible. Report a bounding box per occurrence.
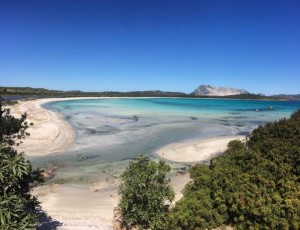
[9,97,120,228]
[9,97,102,156]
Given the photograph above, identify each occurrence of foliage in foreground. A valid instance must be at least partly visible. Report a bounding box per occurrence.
[169,110,300,230]
[118,155,174,230]
[0,101,43,229]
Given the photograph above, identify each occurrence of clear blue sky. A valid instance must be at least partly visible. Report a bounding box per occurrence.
[1,0,299,95]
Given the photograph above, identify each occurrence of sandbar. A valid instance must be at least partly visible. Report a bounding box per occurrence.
[156,135,245,163]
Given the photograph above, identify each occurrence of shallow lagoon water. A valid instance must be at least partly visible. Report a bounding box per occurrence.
[31,98,300,184]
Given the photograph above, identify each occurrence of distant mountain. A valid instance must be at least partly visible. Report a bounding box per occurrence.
[192,85,249,96]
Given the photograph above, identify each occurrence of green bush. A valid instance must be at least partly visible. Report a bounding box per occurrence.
[170,110,300,229]
[118,155,174,230]
[0,101,43,229]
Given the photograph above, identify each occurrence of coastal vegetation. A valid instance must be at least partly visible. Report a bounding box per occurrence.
[118,110,300,229]
[118,155,174,230]
[0,101,43,228]
[0,87,187,98]
[169,110,300,229]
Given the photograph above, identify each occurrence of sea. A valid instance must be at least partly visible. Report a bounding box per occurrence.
[30,98,300,184]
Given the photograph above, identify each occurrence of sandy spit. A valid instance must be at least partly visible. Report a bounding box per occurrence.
[156,135,245,163]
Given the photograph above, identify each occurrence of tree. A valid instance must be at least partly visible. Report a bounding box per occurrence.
[0,101,43,229]
[0,101,31,146]
[118,155,174,230]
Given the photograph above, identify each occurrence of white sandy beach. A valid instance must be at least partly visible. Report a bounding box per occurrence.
[8,97,242,229]
[33,172,190,230]
[9,98,79,156]
[156,135,245,163]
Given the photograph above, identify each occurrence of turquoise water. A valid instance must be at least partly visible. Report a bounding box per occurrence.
[31,98,300,184]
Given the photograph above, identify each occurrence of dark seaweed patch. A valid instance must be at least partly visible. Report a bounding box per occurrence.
[120,157,139,161]
[138,123,158,128]
[222,116,251,120]
[125,123,160,131]
[84,126,120,135]
[133,115,139,122]
[216,119,229,122]
[77,153,100,161]
[107,115,140,124]
[235,122,246,127]
[219,122,231,126]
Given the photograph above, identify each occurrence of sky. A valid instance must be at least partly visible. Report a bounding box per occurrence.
[0,0,299,95]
